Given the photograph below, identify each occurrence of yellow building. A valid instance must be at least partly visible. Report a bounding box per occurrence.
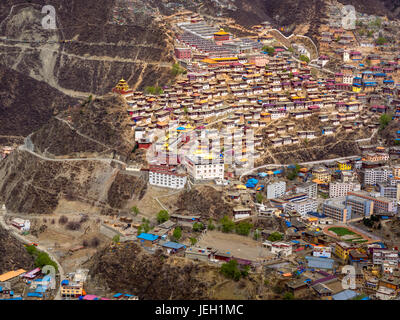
[61,281,83,298]
[113,78,130,92]
[313,167,331,183]
[334,242,354,261]
[337,161,352,171]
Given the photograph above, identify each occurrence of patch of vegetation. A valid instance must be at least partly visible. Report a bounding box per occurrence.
[256,193,264,204]
[220,259,249,281]
[283,292,295,300]
[235,221,253,236]
[207,219,216,231]
[376,37,387,46]
[171,63,186,76]
[268,232,283,242]
[328,227,355,236]
[287,164,301,180]
[157,210,169,224]
[144,86,163,95]
[189,237,197,246]
[192,222,205,232]
[112,235,120,243]
[137,218,151,235]
[172,227,182,241]
[299,55,310,63]
[25,245,58,272]
[219,216,235,233]
[131,206,139,216]
[262,46,275,56]
[379,113,392,130]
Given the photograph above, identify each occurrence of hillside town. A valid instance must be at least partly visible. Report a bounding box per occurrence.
[2,2,400,302]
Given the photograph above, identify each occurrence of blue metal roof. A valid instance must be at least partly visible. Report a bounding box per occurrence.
[27,292,43,298]
[137,233,159,241]
[332,289,358,300]
[162,241,186,250]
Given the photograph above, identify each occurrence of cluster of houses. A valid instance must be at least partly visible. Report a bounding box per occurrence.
[107,17,400,192]
[0,267,55,300]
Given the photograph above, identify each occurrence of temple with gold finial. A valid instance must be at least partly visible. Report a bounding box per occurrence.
[112,78,133,95]
[213,28,231,43]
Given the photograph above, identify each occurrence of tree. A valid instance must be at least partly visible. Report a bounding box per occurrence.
[157,210,169,224]
[283,292,295,300]
[172,227,182,241]
[144,86,163,95]
[299,55,310,63]
[262,46,275,56]
[288,47,294,53]
[268,232,283,242]
[112,235,120,243]
[131,206,139,216]
[192,222,204,232]
[172,63,185,77]
[189,237,197,246]
[287,163,301,180]
[220,260,242,281]
[376,37,387,46]
[379,113,392,129]
[207,219,215,231]
[256,193,264,204]
[219,216,235,233]
[235,222,253,236]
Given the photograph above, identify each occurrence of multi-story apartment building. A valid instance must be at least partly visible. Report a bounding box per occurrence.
[185,155,224,181]
[345,194,374,218]
[378,183,400,201]
[364,167,392,186]
[347,191,396,214]
[372,249,399,268]
[149,165,187,189]
[296,182,318,199]
[266,181,286,199]
[329,182,361,198]
[322,198,352,222]
[285,198,318,216]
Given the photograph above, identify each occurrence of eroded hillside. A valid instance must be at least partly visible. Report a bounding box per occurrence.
[87,241,273,300]
[0,0,176,97]
[0,94,147,215]
[0,226,34,273]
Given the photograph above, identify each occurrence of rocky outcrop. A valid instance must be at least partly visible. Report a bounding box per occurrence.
[0,226,34,273]
[175,186,234,220]
[87,242,213,300]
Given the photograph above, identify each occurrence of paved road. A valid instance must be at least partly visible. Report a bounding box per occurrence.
[0,209,65,300]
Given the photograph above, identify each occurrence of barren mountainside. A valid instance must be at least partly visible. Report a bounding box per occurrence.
[0,0,176,98]
[0,226,34,273]
[0,94,147,215]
